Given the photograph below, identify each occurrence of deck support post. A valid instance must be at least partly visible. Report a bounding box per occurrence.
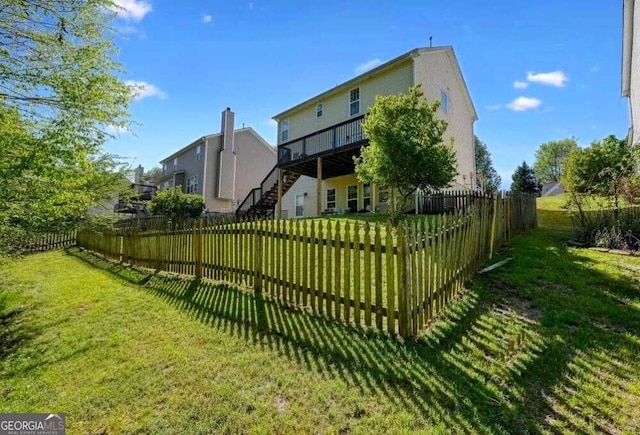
[316,158,323,216]
[277,168,283,219]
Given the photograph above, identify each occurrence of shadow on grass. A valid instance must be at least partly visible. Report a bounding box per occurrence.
[66,236,640,433]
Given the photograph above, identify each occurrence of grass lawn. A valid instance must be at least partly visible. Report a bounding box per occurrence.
[1,197,639,433]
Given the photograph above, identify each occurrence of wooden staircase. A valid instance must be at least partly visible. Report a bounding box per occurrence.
[236,167,301,219]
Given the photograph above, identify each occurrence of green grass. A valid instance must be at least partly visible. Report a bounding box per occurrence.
[1,199,639,433]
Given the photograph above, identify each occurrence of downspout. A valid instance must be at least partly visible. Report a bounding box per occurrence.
[622,0,634,97]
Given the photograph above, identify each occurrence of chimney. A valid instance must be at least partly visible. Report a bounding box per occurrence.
[134,164,144,184]
[217,108,237,200]
[221,107,235,152]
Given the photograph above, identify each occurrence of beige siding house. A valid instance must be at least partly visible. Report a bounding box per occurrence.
[158,108,276,214]
[266,46,477,219]
[623,0,640,146]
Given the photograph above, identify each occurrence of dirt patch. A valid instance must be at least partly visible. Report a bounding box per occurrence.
[275,395,289,413]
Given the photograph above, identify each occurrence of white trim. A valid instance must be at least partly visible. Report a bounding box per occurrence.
[202,137,209,199]
[349,87,360,116]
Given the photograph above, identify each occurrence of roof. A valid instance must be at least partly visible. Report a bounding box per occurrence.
[159,127,275,164]
[272,46,477,121]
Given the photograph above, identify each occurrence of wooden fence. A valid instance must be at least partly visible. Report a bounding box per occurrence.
[77,193,537,338]
[20,230,77,253]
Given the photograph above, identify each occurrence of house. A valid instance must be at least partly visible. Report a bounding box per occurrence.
[623,0,640,146]
[157,108,276,214]
[237,45,477,219]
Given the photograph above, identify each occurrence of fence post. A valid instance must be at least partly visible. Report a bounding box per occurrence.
[195,219,203,279]
[397,223,410,338]
[489,194,499,259]
[254,219,262,291]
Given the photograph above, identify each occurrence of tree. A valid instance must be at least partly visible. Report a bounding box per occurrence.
[474,136,501,192]
[533,138,578,184]
[563,135,635,209]
[354,85,457,225]
[148,188,205,221]
[0,1,132,250]
[511,161,539,194]
[140,166,163,185]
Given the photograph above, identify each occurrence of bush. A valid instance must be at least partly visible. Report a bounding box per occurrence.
[148,187,205,221]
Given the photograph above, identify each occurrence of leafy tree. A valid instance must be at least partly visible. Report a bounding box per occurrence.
[533,138,578,184]
[148,188,205,221]
[354,85,457,225]
[0,1,132,250]
[140,166,163,185]
[563,135,635,209]
[510,161,539,194]
[474,136,501,192]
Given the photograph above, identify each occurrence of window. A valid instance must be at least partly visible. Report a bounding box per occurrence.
[173,157,178,171]
[326,188,336,210]
[316,103,323,117]
[186,175,198,193]
[349,88,360,116]
[162,163,167,174]
[281,119,289,142]
[378,186,389,203]
[295,194,305,217]
[363,183,371,211]
[440,91,448,113]
[347,185,358,212]
[196,145,202,161]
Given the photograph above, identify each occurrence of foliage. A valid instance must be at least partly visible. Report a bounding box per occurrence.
[474,136,501,192]
[533,138,578,184]
[593,226,639,251]
[0,1,132,252]
[148,187,205,220]
[354,85,457,225]
[563,135,635,207]
[140,166,163,186]
[510,161,540,194]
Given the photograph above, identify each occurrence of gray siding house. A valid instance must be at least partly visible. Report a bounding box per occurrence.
[158,108,276,214]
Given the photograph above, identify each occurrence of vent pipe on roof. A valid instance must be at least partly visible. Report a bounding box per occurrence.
[429,36,433,48]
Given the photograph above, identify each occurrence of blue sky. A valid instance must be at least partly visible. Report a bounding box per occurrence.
[106,0,628,188]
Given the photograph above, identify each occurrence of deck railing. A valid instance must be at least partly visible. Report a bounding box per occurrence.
[278,115,367,166]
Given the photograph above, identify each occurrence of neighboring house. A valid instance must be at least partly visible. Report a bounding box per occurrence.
[238,45,477,219]
[158,108,276,214]
[540,181,565,197]
[623,0,640,146]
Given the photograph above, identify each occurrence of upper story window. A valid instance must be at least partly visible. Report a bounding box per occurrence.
[173,157,178,171]
[162,163,167,174]
[281,119,289,142]
[186,175,198,193]
[440,91,449,113]
[196,145,202,161]
[316,103,323,118]
[349,87,360,116]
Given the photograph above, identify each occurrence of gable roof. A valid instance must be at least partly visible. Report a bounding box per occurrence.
[272,46,476,122]
[159,127,275,164]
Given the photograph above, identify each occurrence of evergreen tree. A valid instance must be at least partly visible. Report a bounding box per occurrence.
[510,161,540,194]
[474,136,501,192]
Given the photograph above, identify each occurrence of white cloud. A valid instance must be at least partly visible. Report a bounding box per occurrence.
[355,58,382,75]
[507,96,542,111]
[485,104,501,110]
[125,80,166,101]
[526,70,568,87]
[202,14,212,23]
[110,0,152,21]
[105,124,130,136]
[513,80,528,89]
[589,66,600,73]
[249,2,254,10]
[267,119,278,127]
